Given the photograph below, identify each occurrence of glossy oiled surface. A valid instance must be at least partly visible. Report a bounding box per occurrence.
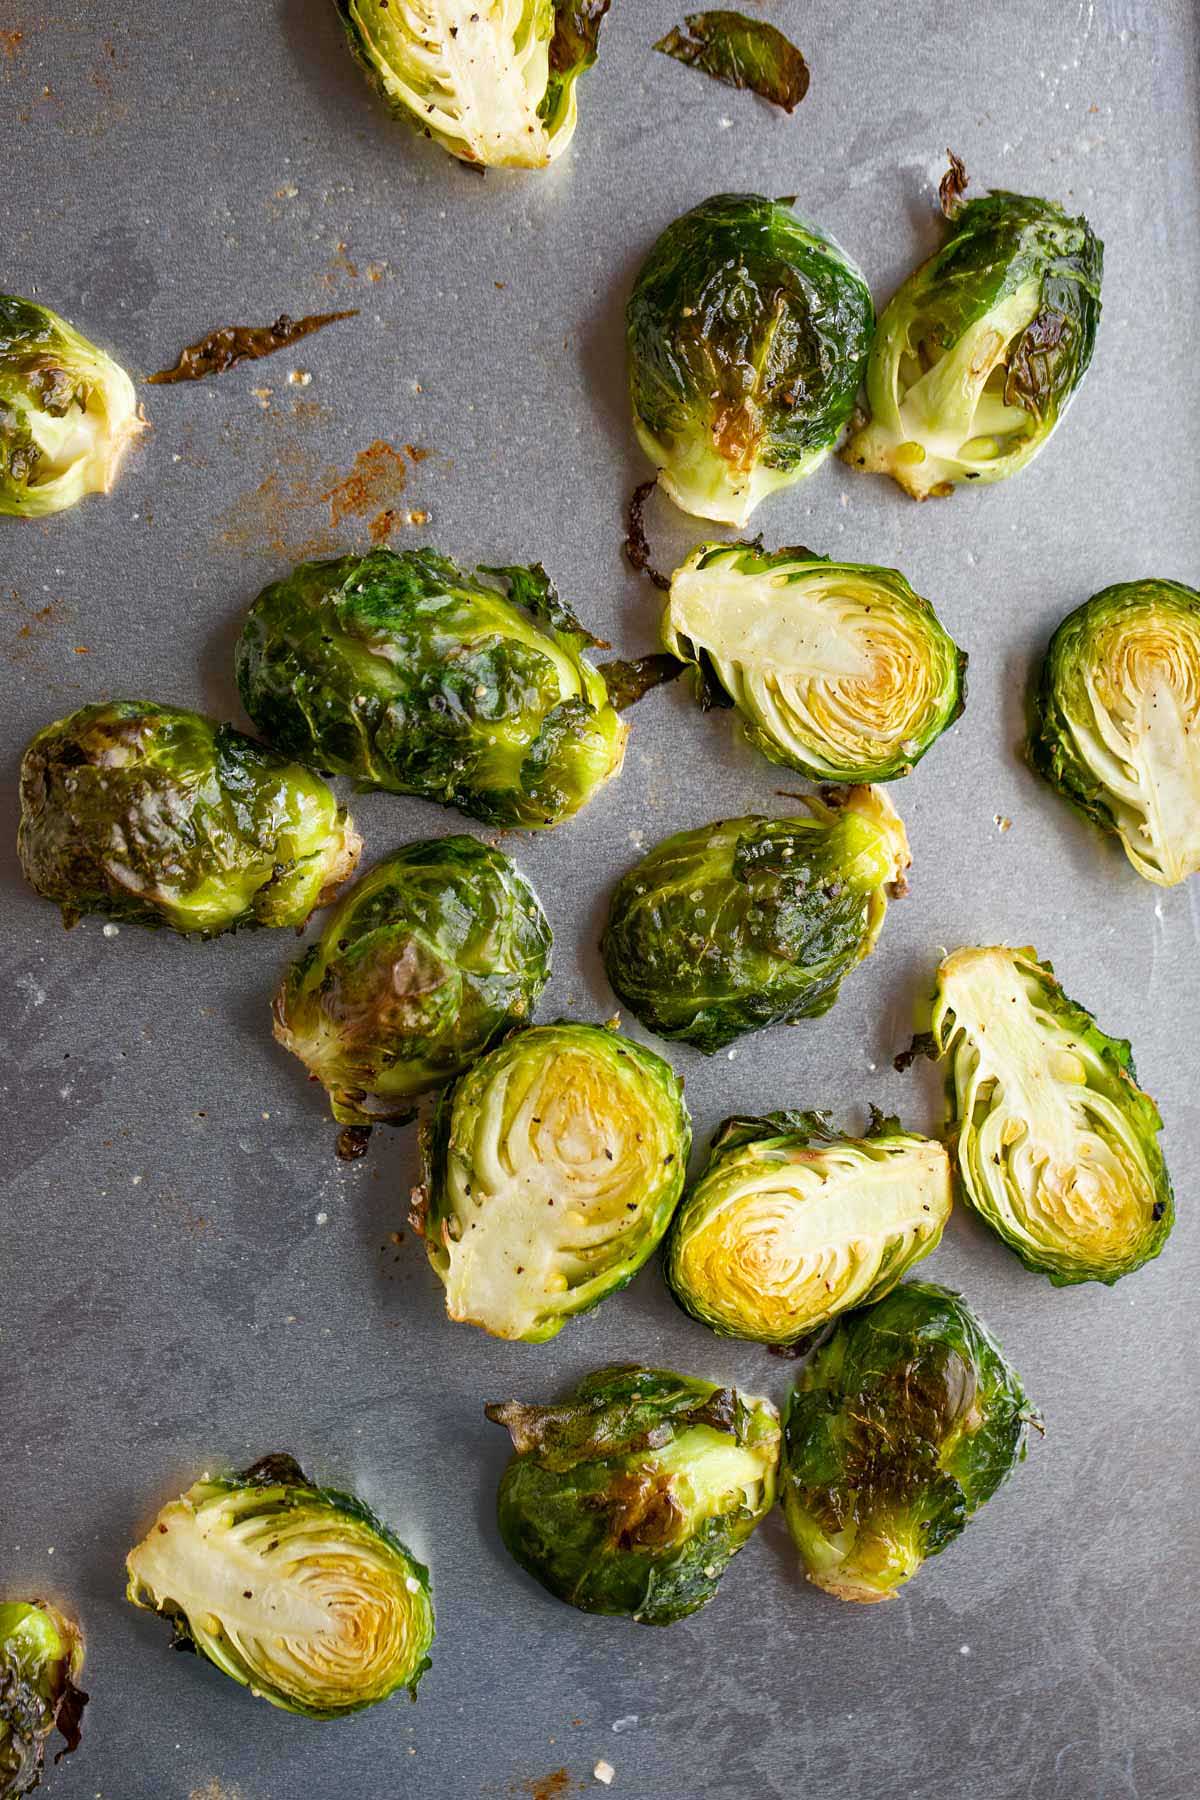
[1,3,1197,1797]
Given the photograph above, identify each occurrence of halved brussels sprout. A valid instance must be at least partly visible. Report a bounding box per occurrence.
[601,786,910,1053]
[0,1602,86,1797]
[844,169,1102,499]
[929,945,1173,1285]
[663,541,966,781]
[126,1454,434,1718]
[334,1,610,169]
[627,194,873,526]
[235,549,630,831]
[1030,580,1200,886]
[412,1022,690,1341]
[18,702,360,936]
[665,1110,952,1346]
[275,835,552,1126]
[487,1365,779,1624]
[782,1281,1036,1603]
[0,295,143,517]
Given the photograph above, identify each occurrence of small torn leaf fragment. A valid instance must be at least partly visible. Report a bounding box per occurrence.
[550,0,613,75]
[654,11,810,113]
[147,310,359,383]
[624,479,670,591]
[938,149,969,218]
[600,653,685,712]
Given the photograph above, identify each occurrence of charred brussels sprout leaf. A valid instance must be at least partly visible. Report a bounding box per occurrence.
[333,0,610,169]
[126,1454,434,1718]
[931,946,1173,1284]
[663,541,966,781]
[275,836,552,1125]
[235,549,629,831]
[1030,580,1200,885]
[666,1110,952,1345]
[18,703,360,937]
[654,12,810,112]
[844,169,1102,498]
[782,1282,1036,1602]
[0,295,143,517]
[413,1022,690,1341]
[487,1366,778,1623]
[627,194,873,526]
[0,1602,87,1798]
[601,787,911,1053]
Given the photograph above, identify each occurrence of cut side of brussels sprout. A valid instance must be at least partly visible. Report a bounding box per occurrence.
[932,946,1173,1285]
[0,1601,87,1797]
[413,1023,690,1341]
[1031,580,1200,886]
[487,1365,779,1623]
[126,1455,433,1718]
[666,1111,952,1345]
[664,542,966,781]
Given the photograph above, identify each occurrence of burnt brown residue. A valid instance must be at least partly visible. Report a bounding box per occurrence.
[939,148,969,217]
[1,29,24,57]
[148,310,359,384]
[625,478,670,591]
[513,1774,580,1800]
[336,1124,372,1162]
[325,440,409,530]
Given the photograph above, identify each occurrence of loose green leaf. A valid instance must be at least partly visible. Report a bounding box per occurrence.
[655,11,809,113]
[147,309,358,383]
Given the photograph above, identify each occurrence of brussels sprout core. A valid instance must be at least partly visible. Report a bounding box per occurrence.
[0,1601,87,1796]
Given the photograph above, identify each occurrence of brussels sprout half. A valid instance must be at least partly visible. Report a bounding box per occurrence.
[487,1365,779,1624]
[844,175,1102,499]
[782,1282,1037,1603]
[601,786,911,1053]
[627,194,873,526]
[0,295,144,517]
[930,946,1173,1285]
[665,1110,952,1346]
[126,1454,434,1718]
[0,1602,87,1798]
[275,836,552,1126]
[334,0,610,169]
[663,541,966,781]
[413,1022,690,1342]
[236,549,629,831]
[1030,580,1200,886]
[18,703,360,937]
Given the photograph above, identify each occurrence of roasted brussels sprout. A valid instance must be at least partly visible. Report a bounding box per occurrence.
[844,168,1102,499]
[334,0,610,169]
[929,945,1173,1285]
[487,1365,779,1623]
[1030,580,1200,886]
[663,541,966,780]
[0,1602,86,1797]
[627,194,873,526]
[782,1281,1036,1603]
[18,702,360,936]
[126,1453,433,1717]
[275,836,552,1126]
[0,295,143,517]
[236,549,630,831]
[666,1110,952,1346]
[413,1022,690,1341]
[601,787,910,1053]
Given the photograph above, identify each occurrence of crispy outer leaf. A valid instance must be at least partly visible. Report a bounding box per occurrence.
[147,310,358,382]
[654,11,810,112]
[598,653,685,712]
[550,0,613,74]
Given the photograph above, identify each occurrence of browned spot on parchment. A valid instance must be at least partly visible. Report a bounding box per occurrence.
[1,29,24,57]
[325,439,408,528]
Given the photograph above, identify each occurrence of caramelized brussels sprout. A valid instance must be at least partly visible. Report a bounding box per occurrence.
[18,703,360,936]
[487,1365,779,1623]
[782,1282,1036,1602]
[0,1602,86,1797]
[930,945,1173,1284]
[1031,580,1200,885]
[412,1022,690,1341]
[601,787,910,1052]
[126,1454,433,1718]
[663,541,966,780]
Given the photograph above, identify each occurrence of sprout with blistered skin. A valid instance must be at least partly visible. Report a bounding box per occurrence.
[0,1602,87,1797]
[1030,580,1200,886]
[487,1365,779,1624]
[412,1022,690,1341]
[126,1454,433,1718]
[782,1282,1037,1603]
[928,945,1173,1285]
[274,836,552,1126]
[665,1110,952,1346]
[18,703,360,936]
[0,295,143,517]
[601,786,911,1053]
[663,541,966,781]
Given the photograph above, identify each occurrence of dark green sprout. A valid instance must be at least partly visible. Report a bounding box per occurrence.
[654,12,810,113]
[0,1602,86,1798]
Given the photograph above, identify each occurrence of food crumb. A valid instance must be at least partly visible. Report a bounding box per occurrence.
[102,922,120,938]
[315,1211,329,1225]
[288,369,312,386]
[594,1764,615,1787]
[407,508,430,526]
[994,814,1012,832]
